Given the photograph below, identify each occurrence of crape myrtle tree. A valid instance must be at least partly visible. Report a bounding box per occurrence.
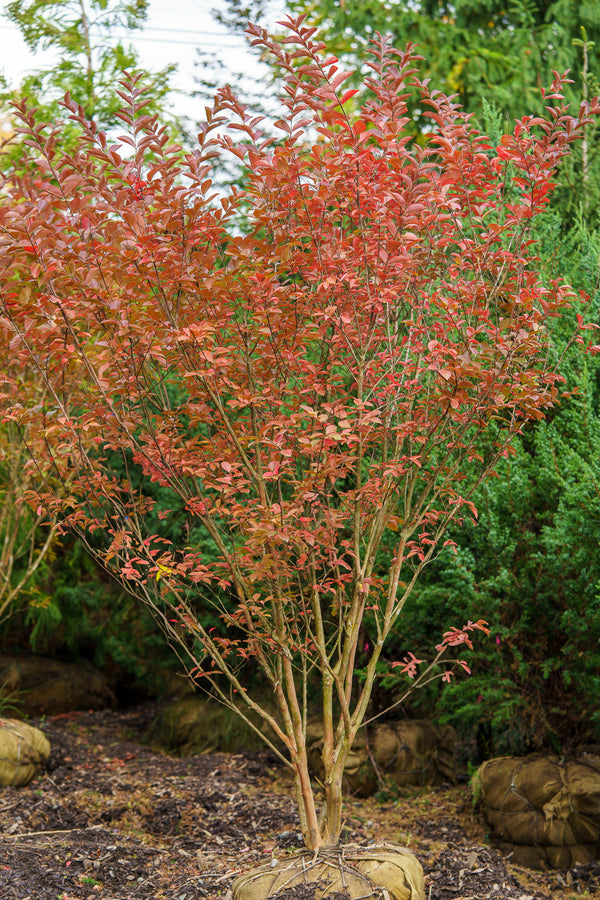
[0,344,60,625]
[0,0,176,638]
[0,17,597,851]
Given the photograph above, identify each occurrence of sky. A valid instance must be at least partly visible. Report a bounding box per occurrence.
[0,0,288,121]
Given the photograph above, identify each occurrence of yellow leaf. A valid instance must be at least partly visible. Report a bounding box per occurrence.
[156,564,174,582]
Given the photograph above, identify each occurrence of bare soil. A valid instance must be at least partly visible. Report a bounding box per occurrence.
[0,703,598,899]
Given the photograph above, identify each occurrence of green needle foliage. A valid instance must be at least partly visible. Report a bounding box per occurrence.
[381,217,600,756]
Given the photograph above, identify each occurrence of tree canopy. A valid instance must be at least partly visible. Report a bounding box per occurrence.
[1,17,597,846]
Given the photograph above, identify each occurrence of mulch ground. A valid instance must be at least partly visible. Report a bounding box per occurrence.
[1,703,599,899]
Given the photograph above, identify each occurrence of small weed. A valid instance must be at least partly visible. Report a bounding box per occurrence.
[375,783,400,804]
[0,683,24,719]
[470,766,483,808]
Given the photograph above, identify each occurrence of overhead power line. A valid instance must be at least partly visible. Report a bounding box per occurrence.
[126,26,247,37]
[114,34,243,47]
[0,29,245,50]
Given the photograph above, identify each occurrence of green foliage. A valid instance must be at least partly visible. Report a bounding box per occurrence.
[0,536,178,695]
[0,682,23,719]
[446,411,600,753]
[380,220,600,755]
[3,0,175,130]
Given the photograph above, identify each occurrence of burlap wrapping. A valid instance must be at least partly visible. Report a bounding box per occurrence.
[232,843,425,900]
[307,720,456,797]
[497,842,598,870]
[159,696,277,755]
[0,717,51,787]
[0,655,115,716]
[474,754,600,869]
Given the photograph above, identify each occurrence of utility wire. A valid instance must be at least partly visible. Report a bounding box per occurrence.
[119,26,248,37]
[0,24,243,38]
[112,35,243,46]
[0,26,247,49]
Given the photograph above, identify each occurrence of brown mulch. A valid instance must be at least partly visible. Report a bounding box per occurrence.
[0,703,598,899]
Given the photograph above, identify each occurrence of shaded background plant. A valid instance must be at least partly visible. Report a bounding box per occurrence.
[377,219,600,757]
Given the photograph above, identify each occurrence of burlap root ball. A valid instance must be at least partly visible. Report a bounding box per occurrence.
[473,753,600,869]
[0,717,51,787]
[0,655,115,716]
[232,843,425,900]
[307,719,456,797]
[157,696,278,755]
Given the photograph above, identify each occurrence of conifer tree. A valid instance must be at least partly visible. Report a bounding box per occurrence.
[4,0,175,129]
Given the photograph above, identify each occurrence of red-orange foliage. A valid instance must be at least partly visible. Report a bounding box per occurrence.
[0,17,597,849]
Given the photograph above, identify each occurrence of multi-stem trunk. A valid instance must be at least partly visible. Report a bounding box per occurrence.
[320,734,353,847]
[290,750,323,851]
[292,734,352,850]
[321,772,345,847]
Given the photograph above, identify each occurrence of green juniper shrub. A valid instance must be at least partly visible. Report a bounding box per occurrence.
[373,222,600,758]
